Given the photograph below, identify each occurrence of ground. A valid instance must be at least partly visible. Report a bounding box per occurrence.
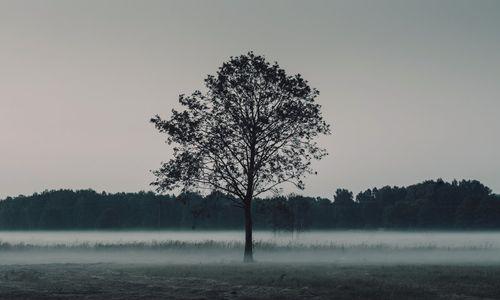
[1,263,500,299]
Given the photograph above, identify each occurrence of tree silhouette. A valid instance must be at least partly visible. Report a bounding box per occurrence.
[151,52,330,262]
[0,180,498,230]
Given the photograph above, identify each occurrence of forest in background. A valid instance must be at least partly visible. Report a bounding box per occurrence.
[0,179,499,230]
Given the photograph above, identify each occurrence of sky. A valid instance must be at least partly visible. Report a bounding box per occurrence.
[1,0,499,199]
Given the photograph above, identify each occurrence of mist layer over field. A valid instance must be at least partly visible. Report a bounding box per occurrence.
[0,230,499,265]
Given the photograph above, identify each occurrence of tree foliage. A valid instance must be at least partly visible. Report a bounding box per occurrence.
[0,179,498,230]
[150,52,330,203]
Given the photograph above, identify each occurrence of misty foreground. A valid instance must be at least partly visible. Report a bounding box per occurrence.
[1,263,500,299]
[1,245,500,300]
[2,230,500,265]
[2,231,500,299]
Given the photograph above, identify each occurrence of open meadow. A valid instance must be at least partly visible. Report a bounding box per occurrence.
[1,231,500,299]
[1,263,500,299]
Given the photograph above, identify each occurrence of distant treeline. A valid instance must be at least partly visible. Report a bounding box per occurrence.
[0,179,499,230]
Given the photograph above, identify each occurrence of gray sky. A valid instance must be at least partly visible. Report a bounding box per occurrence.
[1,0,499,199]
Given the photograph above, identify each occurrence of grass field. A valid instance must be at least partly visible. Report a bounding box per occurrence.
[1,231,499,299]
[1,263,500,299]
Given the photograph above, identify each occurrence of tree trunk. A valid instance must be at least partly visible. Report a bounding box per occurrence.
[243,201,254,263]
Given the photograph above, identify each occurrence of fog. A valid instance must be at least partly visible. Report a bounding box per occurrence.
[1,230,499,265]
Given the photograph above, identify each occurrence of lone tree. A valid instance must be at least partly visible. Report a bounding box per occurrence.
[151,52,330,262]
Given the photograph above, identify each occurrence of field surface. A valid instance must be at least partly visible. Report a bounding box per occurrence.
[2,231,500,299]
[1,263,500,299]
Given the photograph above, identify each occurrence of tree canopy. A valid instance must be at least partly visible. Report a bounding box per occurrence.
[151,52,330,203]
[0,179,498,230]
[151,52,330,261]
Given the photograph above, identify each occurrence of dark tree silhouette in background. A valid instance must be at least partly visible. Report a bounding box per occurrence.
[333,189,358,227]
[151,52,330,262]
[0,179,498,230]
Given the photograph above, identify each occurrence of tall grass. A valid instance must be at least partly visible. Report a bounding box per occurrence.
[0,240,495,251]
